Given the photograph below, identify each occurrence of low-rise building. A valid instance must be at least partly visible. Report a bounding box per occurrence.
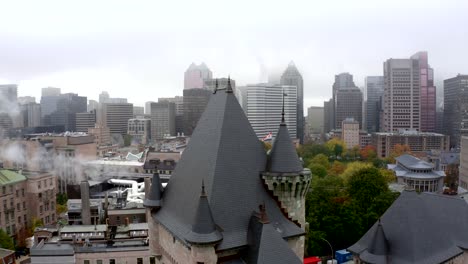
[342,118,360,149]
[388,154,445,193]
[460,136,468,189]
[0,248,15,264]
[127,118,151,145]
[372,131,450,158]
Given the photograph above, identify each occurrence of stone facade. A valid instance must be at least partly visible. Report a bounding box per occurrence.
[262,169,312,228]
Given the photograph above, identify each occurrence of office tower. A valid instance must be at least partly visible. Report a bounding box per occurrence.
[328,73,358,131]
[412,52,436,132]
[383,52,435,132]
[281,62,304,143]
[183,89,211,135]
[76,110,97,132]
[245,84,297,140]
[18,96,36,105]
[127,118,151,144]
[150,101,176,140]
[365,76,384,132]
[133,106,144,117]
[158,96,184,134]
[333,73,356,93]
[20,103,42,127]
[97,103,133,135]
[444,74,468,147]
[335,87,363,129]
[307,106,324,134]
[47,93,87,131]
[184,62,212,89]
[234,86,248,112]
[204,78,236,92]
[40,87,61,125]
[87,100,99,112]
[99,91,110,103]
[0,84,18,136]
[145,101,155,115]
[323,99,334,133]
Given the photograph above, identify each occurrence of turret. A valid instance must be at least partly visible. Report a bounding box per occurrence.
[143,173,163,209]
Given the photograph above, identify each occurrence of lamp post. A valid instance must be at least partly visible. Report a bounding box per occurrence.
[320,237,334,261]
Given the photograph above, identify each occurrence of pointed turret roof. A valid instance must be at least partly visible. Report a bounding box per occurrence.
[143,173,163,208]
[359,221,389,263]
[185,182,223,244]
[268,121,303,173]
[244,205,302,264]
[154,86,303,250]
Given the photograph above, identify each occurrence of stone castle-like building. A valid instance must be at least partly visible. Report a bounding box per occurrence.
[144,80,311,263]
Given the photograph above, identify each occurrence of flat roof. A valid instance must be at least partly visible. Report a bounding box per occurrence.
[61,225,107,233]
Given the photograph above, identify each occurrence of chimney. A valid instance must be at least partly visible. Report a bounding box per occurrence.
[80,181,92,225]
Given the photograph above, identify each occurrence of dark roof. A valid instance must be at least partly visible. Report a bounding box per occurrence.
[268,123,303,173]
[185,183,223,244]
[348,191,468,264]
[154,89,304,250]
[359,221,389,264]
[396,154,433,170]
[143,173,163,208]
[244,207,302,264]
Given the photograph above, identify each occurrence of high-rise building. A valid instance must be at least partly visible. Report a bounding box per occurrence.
[184,62,212,89]
[76,110,97,133]
[0,84,18,136]
[323,99,334,133]
[40,87,61,125]
[47,93,87,131]
[244,84,297,140]
[280,62,304,143]
[20,103,42,128]
[342,118,360,149]
[411,52,436,132]
[133,106,144,117]
[87,99,99,112]
[99,91,110,103]
[383,52,434,132]
[150,101,176,140]
[444,74,468,147]
[365,76,384,132]
[307,106,324,134]
[97,103,133,135]
[328,73,359,131]
[335,87,363,129]
[183,89,211,135]
[159,96,184,134]
[204,78,236,92]
[18,96,36,105]
[145,101,155,115]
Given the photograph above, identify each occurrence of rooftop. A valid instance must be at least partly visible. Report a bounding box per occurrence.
[396,154,434,170]
[0,169,27,185]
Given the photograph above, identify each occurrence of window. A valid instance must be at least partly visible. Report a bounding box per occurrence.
[17,203,20,211]
[137,258,143,264]
[38,181,41,189]
[40,206,43,215]
[22,189,25,197]
[109,259,116,264]
[16,190,19,197]
[96,260,103,264]
[23,202,26,210]
[18,216,21,224]
[2,186,5,194]
[84,260,90,264]
[150,257,156,264]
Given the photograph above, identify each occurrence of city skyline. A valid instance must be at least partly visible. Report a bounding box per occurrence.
[1,0,467,108]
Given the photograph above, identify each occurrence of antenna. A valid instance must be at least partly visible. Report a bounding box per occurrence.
[281,88,287,123]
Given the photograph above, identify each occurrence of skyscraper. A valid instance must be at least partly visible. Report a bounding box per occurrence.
[158,96,184,134]
[280,62,304,143]
[184,62,212,89]
[40,87,61,124]
[444,74,468,147]
[87,100,99,112]
[20,103,42,127]
[0,84,18,136]
[383,53,430,132]
[183,88,211,135]
[99,91,110,103]
[97,103,133,135]
[335,87,363,129]
[323,99,334,133]
[244,84,297,140]
[145,101,155,115]
[76,110,97,133]
[365,76,384,132]
[329,73,359,131]
[411,51,436,132]
[49,93,87,131]
[151,101,176,140]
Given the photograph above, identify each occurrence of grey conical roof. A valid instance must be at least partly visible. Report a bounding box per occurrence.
[143,173,163,208]
[358,221,389,263]
[268,122,303,173]
[244,208,302,264]
[185,184,223,245]
[154,89,304,250]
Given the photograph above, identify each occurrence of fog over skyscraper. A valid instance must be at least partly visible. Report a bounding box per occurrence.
[280,62,303,142]
[444,74,468,147]
[184,62,212,89]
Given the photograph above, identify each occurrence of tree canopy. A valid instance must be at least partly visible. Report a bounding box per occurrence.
[0,229,14,250]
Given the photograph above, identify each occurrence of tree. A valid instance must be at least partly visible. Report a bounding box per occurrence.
[388,144,411,163]
[123,134,133,147]
[347,167,389,207]
[340,162,373,183]
[0,229,14,250]
[379,168,396,183]
[328,161,346,176]
[308,164,328,178]
[325,138,346,159]
[309,154,330,169]
[299,143,330,162]
[360,145,377,161]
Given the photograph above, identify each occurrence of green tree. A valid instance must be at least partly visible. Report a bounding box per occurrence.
[340,162,373,183]
[325,138,346,159]
[308,164,328,178]
[347,167,389,206]
[0,229,14,250]
[328,161,346,176]
[57,193,68,205]
[299,143,330,162]
[309,153,330,169]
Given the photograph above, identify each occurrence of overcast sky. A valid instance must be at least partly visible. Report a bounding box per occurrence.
[1,0,467,108]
